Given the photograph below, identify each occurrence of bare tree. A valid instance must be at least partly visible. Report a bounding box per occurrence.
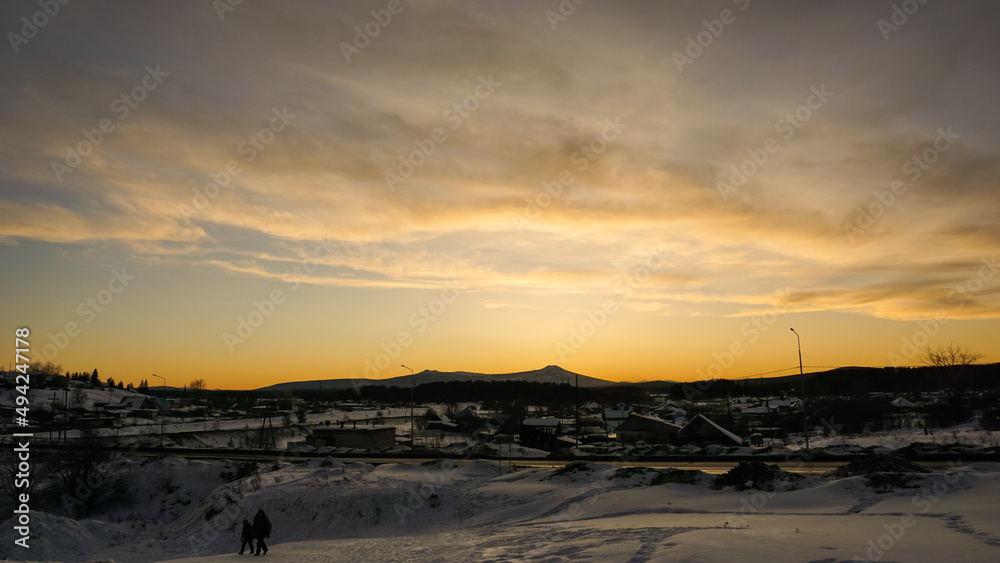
[29,361,63,376]
[189,378,207,391]
[922,343,986,426]
[71,386,86,406]
[48,431,131,517]
[921,343,985,367]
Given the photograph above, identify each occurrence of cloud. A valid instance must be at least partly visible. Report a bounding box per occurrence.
[2,0,999,326]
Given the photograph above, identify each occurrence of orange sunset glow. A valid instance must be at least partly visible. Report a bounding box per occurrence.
[2,1,999,390]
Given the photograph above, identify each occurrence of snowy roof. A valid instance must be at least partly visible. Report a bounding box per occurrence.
[890,397,916,408]
[428,420,460,430]
[522,417,560,427]
[118,396,153,410]
[313,425,396,434]
[676,414,743,445]
[603,404,633,419]
[616,413,681,433]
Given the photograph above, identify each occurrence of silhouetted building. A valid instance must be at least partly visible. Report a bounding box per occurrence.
[306,425,395,449]
[674,414,743,446]
[520,417,562,450]
[615,413,682,444]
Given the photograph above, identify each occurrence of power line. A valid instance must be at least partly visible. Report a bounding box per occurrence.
[733,366,844,380]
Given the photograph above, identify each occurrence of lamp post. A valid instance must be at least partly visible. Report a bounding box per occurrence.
[402,365,414,448]
[152,373,166,447]
[789,329,809,450]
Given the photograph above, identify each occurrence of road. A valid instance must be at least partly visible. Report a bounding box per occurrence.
[24,443,977,475]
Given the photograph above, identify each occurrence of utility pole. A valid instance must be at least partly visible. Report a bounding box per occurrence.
[402,365,414,448]
[153,373,166,447]
[790,329,809,450]
[575,372,580,444]
[62,382,68,442]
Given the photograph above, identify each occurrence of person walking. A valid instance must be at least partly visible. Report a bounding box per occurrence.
[238,518,255,555]
[253,508,271,556]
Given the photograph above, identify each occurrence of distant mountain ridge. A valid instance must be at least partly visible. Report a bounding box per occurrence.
[255,365,613,391]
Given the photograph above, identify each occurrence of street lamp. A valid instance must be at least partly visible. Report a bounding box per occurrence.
[402,365,414,448]
[789,329,809,450]
[152,373,166,447]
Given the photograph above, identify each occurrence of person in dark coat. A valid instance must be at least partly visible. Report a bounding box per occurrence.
[253,508,271,556]
[239,519,254,555]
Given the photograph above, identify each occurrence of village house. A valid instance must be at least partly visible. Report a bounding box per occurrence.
[603,403,633,433]
[520,417,562,450]
[615,413,682,445]
[674,414,744,447]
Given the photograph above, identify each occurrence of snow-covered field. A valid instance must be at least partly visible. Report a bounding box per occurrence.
[4,454,1000,563]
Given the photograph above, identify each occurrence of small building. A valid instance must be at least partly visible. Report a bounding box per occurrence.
[116,396,159,419]
[674,414,743,446]
[118,396,157,410]
[603,403,633,433]
[890,396,916,409]
[75,415,117,429]
[426,413,460,433]
[306,425,396,450]
[520,417,562,450]
[615,413,682,445]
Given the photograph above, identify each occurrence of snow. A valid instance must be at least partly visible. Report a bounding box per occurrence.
[790,423,1000,452]
[4,453,1000,563]
[5,406,1000,563]
[522,417,560,427]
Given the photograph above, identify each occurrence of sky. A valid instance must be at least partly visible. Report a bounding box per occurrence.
[2,0,999,390]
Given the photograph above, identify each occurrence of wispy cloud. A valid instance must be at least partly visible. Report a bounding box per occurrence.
[2,1,1000,385]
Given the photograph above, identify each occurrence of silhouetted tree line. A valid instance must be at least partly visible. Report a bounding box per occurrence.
[289,380,650,407]
[667,364,999,433]
[192,380,651,409]
[668,364,1000,402]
